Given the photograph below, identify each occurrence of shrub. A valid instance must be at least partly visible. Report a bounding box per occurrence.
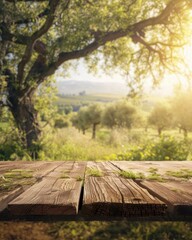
[54,118,70,128]
[106,136,190,161]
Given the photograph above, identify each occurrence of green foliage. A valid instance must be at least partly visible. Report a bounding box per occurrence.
[35,79,58,124]
[1,0,191,156]
[148,103,172,135]
[1,221,192,240]
[102,101,137,129]
[0,112,32,161]
[166,169,192,179]
[119,170,145,179]
[171,90,192,137]
[0,169,34,191]
[107,136,190,161]
[72,103,102,138]
[48,221,192,240]
[87,168,103,177]
[37,127,119,161]
[54,117,70,128]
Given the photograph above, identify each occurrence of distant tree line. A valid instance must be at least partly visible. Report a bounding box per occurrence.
[54,90,192,139]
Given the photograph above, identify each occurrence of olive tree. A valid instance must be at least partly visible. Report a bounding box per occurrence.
[71,107,90,135]
[102,101,137,130]
[171,90,192,137]
[86,104,102,139]
[72,104,102,139]
[148,103,172,136]
[0,0,191,156]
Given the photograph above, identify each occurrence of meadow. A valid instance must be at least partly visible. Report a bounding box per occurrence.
[0,90,192,161]
[39,126,192,161]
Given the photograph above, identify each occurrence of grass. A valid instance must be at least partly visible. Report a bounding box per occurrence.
[0,169,34,191]
[147,167,164,181]
[60,170,70,179]
[166,169,192,179]
[119,170,145,179]
[3,169,33,179]
[76,176,84,181]
[60,173,70,179]
[39,127,124,161]
[147,173,164,181]
[86,168,103,177]
[2,121,192,161]
[148,167,158,174]
[119,168,165,181]
[1,221,192,240]
[56,94,122,106]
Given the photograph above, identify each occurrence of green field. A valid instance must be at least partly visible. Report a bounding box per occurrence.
[56,93,124,105]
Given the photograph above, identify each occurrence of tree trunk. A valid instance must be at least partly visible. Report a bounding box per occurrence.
[92,123,97,139]
[183,128,188,138]
[158,128,162,136]
[8,92,41,159]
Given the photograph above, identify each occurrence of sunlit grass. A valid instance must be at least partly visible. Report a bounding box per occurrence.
[86,168,103,177]
[119,170,145,179]
[166,169,192,179]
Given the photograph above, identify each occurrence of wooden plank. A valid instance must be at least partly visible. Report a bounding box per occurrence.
[137,180,192,215]
[82,175,166,217]
[86,161,120,177]
[160,180,192,200]
[8,162,86,216]
[111,161,192,180]
[0,188,23,212]
[0,161,33,174]
[110,161,151,177]
[0,162,61,213]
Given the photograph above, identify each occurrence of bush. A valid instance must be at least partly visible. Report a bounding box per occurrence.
[0,138,31,161]
[106,136,190,161]
[54,118,70,128]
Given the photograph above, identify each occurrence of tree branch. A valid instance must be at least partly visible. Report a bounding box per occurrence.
[17,0,61,84]
[42,0,184,79]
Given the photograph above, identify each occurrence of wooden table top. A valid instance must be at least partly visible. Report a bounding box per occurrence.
[0,161,192,221]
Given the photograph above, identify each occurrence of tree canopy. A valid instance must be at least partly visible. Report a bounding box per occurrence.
[171,90,192,137]
[148,103,172,136]
[102,101,137,129]
[0,0,191,156]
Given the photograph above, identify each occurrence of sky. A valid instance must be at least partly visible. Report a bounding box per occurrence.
[56,60,180,97]
[56,43,192,97]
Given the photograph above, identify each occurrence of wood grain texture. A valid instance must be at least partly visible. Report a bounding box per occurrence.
[137,180,192,215]
[111,161,192,180]
[0,161,192,219]
[0,162,61,213]
[82,174,166,217]
[160,180,192,199]
[86,161,120,177]
[8,162,86,216]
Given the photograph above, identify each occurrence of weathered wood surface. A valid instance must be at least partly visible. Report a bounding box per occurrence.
[82,176,166,217]
[0,161,192,220]
[111,161,192,178]
[137,180,192,215]
[0,162,62,212]
[8,162,86,215]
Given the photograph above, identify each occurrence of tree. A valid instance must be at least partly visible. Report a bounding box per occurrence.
[86,104,102,139]
[72,104,102,139]
[71,107,90,135]
[171,90,192,137]
[148,104,172,136]
[0,0,191,156]
[102,101,137,130]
